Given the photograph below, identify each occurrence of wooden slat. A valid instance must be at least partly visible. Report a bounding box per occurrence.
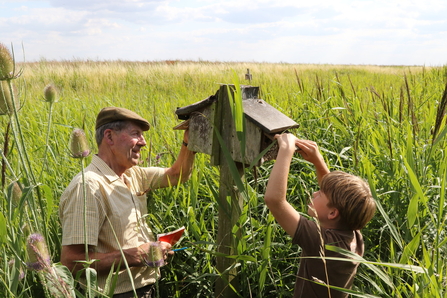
[243,98,299,133]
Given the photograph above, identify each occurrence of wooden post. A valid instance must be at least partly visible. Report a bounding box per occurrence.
[215,162,244,298]
[176,83,297,297]
[214,85,257,298]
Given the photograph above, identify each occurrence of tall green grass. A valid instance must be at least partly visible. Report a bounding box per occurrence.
[1,57,447,297]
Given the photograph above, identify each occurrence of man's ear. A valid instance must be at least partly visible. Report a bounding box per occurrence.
[104,129,114,145]
[328,208,340,220]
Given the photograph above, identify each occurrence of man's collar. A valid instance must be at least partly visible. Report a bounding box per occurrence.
[91,154,121,183]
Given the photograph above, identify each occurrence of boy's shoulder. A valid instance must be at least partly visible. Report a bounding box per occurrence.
[292,215,364,256]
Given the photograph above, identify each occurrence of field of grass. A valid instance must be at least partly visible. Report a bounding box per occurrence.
[1,55,447,297]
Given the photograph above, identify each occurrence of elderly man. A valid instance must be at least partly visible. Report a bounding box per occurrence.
[59,107,195,297]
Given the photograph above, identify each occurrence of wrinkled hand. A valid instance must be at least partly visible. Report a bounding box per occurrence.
[138,241,172,267]
[159,241,175,258]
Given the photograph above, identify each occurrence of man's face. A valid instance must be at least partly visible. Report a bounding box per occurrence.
[112,122,147,169]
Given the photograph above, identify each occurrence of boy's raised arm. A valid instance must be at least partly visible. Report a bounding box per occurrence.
[264,134,302,237]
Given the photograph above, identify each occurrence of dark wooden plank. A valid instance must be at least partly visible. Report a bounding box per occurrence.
[243,98,299,133]
[175,94,217,119]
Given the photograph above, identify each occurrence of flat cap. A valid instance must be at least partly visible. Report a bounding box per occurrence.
[96,107,150,131]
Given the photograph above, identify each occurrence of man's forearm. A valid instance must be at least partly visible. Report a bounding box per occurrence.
[163,144,195,186]
[61,245,143,275]
[88,247,143,274]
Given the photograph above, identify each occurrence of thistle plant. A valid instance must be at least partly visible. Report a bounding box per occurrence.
[69,128,90,257]
[0,43,34,184]
[70,128,91,158]
[43,84,58,104]
[0,43,22,115]
[0,80,17,115]
[26,233,76,298]
[68,127,96,297]
[9,180,22,208]
[0,43,14,80]
[143,242,165,267]
[26,233,51,271]
[39,84,59,180]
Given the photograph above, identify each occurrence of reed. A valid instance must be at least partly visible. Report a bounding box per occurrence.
[1,52,447,297]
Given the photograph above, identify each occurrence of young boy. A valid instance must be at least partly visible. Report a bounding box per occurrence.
[264,134,376,298]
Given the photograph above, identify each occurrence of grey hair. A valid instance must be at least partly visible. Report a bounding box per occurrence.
[95,120,130,146]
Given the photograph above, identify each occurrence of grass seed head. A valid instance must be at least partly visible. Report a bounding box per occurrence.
[70,128,91,158]
[0,43,14,80]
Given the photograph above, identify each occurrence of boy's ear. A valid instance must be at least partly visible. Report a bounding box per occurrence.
[328,208,340,220]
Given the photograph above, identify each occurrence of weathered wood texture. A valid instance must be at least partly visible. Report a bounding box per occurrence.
[183,85,298,166]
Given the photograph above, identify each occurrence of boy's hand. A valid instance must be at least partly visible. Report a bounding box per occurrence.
[275,133,299,152]
[295,139,323,165]
[274,134,330,184]
[295,139,330,184]
[274,134,323,164]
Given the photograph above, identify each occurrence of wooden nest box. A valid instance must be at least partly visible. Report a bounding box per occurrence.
[175,84,299,166]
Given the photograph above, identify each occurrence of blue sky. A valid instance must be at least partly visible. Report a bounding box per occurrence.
[1,0,446,65]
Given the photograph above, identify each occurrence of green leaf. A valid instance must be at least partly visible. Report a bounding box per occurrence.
[399,232,421,264]
[226,81,246,161]
[40,184,54,226]
[103,262,120,297]
[212,125,245,193]
[432,120,447,147]
[0,212,6,244]
[52,262,77,297]
[407,194,419,227]
[85,267,98,297]
[326,245,425,274]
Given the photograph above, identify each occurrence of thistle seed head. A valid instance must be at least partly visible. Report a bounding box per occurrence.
[26,233,51,271]
[43,84,58,103]
[0,43,13,80]
[143,242,165,267]
[70,128,91,158]
[9,181,22,207]
[0,80,18,115]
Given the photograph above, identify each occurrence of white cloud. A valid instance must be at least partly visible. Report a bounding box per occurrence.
[47,0,164,12]
[0,0,446,65]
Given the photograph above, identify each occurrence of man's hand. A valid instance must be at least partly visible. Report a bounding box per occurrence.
[137,241,173,267]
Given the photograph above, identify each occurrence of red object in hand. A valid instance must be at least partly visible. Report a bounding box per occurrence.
[157,226,185,245]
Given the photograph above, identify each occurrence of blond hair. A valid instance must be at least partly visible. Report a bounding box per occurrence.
[320,171,376,230]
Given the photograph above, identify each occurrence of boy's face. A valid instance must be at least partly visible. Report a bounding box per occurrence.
[308,190,331,220]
